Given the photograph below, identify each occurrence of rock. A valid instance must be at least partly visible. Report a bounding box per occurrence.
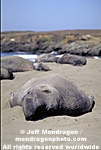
[0,68,15,80]
[57,54,87,66]
[1,31,101,56]
[88,45,101,56]
[81,35,94,41]
[81,35,101,43]
[35,53,57,63]
[57,41,101,56]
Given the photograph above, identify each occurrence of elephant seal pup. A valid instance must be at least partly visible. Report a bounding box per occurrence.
[10,74,95,121]
[57,54,87,66]
[0,68,15,80]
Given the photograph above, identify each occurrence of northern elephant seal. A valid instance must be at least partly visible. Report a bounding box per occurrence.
[1,56,51,72]
[10,74,95,121]
[35,53,57,63]
[33,62,51,71]
[1,56,34,72]
[57,54,87,66]
[0,68,15,80]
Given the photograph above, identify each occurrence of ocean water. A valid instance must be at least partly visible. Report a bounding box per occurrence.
[1,52,38,62]
[1,52,100,62]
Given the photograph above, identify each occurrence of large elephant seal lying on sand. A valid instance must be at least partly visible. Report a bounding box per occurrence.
[1,56,34,72]
[10,74,95,121]
[57,54,87,66]
[1,56,50,72]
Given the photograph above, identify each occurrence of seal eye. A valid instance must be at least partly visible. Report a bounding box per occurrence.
[27,91,30,94]
[42,89,51,94]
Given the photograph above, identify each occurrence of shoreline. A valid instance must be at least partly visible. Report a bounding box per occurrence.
[1,30,101,56]
[1,52,101,61]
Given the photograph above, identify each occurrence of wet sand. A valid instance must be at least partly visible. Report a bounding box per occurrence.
[1,58,101,150]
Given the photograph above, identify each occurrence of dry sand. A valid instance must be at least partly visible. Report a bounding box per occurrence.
[1,58,101,150]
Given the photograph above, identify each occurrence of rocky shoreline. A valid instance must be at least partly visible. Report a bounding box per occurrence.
[1,30,101,56]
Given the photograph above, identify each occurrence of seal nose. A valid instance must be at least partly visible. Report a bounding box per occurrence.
[88,95,95,111]
[89,100,95,112]
[25,117,30,121]
[25,115,34,121]
[92,100,95,109]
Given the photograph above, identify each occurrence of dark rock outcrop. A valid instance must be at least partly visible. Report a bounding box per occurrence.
[57,42,101,56]
[1,40,101,56]
[1,30,101,56]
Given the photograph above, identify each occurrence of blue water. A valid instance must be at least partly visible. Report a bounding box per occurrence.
[1,52,38,62]
[1,52,101,61]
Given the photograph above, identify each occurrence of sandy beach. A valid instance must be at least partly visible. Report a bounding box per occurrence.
[1,58,101,150]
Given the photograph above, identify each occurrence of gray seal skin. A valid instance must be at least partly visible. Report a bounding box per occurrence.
[33,62,51,71]
[57,54,87,66]
[10,74,95,121]
[35,53,57,63]
[0,68,15,80]
[1,56,51,72]
[1,56,34,72]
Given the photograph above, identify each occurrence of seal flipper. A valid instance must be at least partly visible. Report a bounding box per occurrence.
[10,92,15,107]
